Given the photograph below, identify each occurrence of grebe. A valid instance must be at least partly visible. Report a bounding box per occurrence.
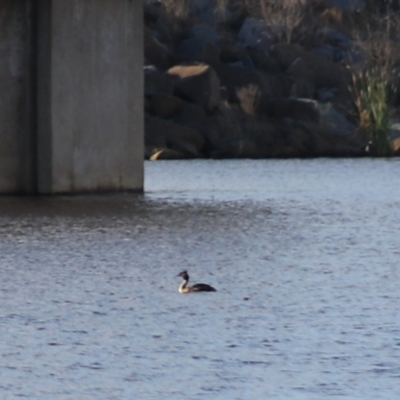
[177,270,216,293]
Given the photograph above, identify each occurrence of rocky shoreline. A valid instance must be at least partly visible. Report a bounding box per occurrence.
[144,0,400,159]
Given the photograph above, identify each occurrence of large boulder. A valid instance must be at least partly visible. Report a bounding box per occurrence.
[289,78,316,99]
[145,1,168,25]
[167,64,220,111]
[286,58,315,98]
[216,139,263,158]
[177,38,204,61]
[174,103,220,149]
[284,51,352,93]
[285,57,314,85]
[213,104,278,158]
[188,23,219,46]
[313,44,344,63]
[247,48,281,73]
[306,51,352,90]
[145,116,205,158]
[150,93,187,118]
[265,98,320,123]
[219,39,246,62]
[144,67,175,97]
[276,128,315,157]
[313,27,362,65]
[214,64,287,114]
[270,119,340,158]
[318,103,356,136]
[201,43,221,66]
[177,23,219,61]
[144,27,173,70]
[270,43,306,70]
[315,27,353,51]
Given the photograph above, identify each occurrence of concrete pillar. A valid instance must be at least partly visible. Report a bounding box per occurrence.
[0,0,144,194]
[37,0,144,193]
[0,1,36,194]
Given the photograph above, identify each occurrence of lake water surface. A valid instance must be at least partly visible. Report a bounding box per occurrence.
[1,159,400,399]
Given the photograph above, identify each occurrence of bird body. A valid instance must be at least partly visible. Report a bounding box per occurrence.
[177,270,216,293]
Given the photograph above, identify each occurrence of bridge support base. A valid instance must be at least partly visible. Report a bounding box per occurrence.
[0,0,143,194]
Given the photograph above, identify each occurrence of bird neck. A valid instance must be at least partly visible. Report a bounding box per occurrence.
[179,278,189,293]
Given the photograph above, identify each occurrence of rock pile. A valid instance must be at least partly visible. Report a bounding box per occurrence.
[144,0,399,159]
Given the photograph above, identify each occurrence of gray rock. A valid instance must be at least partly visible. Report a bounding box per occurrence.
[314,44,344,62]
[241,55,255,69]
[177,38,204,61]
[174,103,221,151]
[316,27,353,50]
[188,24,219,46]
[270,43,306,70]
[145,116,205,157]
[178,25,219,61]
[318,103,356,136]
[316,87,337,103]
[314,27,365,66]
[168,64,220,111]
[144,27,172,70]
[290,78,316,99]
[266,98,320,123]
[144,67,175,97]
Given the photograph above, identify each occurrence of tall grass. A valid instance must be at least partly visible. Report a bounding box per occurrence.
[350,5,399,156]
[352,68,393,156]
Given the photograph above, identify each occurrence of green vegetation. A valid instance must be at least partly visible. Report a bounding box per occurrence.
[352,67,394,156]
[350,4,399,156]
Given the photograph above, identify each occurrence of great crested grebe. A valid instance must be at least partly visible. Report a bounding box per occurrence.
[177,270,216,293]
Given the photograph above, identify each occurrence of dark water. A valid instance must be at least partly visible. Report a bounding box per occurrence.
[1,159,400,399]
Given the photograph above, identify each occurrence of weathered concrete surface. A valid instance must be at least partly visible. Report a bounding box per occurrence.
[0,0,143,194]
[37,0,144,193]
[0,1,36,193]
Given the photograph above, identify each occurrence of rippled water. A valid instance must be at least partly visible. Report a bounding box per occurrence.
[1,159,400,399]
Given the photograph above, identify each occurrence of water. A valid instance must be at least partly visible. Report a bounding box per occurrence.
[1,159,400,399]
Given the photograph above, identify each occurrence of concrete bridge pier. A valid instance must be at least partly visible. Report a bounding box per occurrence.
[0,0,143,194]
